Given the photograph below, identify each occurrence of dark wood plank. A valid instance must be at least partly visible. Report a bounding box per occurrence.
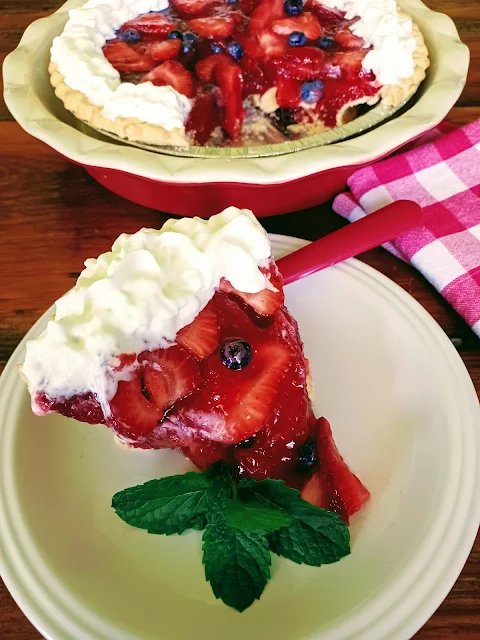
[0,1,479,639]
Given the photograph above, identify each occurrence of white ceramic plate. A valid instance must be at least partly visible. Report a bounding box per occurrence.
[1,236,479,640]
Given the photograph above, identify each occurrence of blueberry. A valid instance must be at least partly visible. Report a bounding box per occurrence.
[288,31,307,47]
[220,339,252,371]
[236,435,256,449]
[301,79,324,103]
[211,43,223,53]
[318,35,334,49]
[296,439,317,472]
[167,30,183,40]
[283,0,304,16]
[183,32,197,45]
[227,41,244,60]
[227,0,238,3]
[122,28,141,43]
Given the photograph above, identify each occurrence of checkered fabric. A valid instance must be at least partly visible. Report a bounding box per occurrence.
[333,120,480,338]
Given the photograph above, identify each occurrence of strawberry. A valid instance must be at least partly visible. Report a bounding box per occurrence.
[177,303,220,359]
[196,53,236,83]
[140,346,203,413]
[218,262,284,316]
[311,3,345,24]
[330,49,367,80]
[300,471,328,507]
[265,46,325,80]
[239,0,259,15]
[150,39,182,61]
[169,339,294,444]
[120,13,176,37]
[109,375,162,436]
[215,63,245,140]
[186,92,222,145]
[240,57,270,96]
[334,24,364,50]
[171,0,219,16]
[249,0,284,32]
[276,76,302,108]
[257,29,289,57]
[140,60,195,98]
[188,16,236,39]
[271,13,323,40]
[35,391,105,425]
[102,41,155,72]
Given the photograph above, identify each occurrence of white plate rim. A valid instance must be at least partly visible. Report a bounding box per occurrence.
[0,237,479,640]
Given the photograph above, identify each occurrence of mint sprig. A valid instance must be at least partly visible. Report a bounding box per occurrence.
[112,462,350,611]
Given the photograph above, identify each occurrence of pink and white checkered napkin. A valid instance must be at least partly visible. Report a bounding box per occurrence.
[333,119,480,338]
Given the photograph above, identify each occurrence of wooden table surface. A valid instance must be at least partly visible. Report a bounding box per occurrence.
[1,1,479,638]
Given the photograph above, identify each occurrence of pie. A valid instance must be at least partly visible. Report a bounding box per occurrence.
[21,207,369,521]
[49,0,429,148]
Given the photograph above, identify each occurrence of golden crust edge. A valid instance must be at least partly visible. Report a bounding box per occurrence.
[48,61,189,148]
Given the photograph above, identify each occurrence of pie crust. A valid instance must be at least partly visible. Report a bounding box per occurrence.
[49,6,429,148]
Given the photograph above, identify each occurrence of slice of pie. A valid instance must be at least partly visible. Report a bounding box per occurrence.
[49,0,429,148]
[21,207,369,522]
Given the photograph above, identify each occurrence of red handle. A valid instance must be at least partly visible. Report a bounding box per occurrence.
[277,200,423,285]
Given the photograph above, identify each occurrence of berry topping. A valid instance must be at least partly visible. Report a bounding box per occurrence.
[288,31,307,47]
[296,439,317,471]
[235,435,257,448]
[177,303,220,360]
[227,41,244,60]
[265,46,325,80]
[276,76,302,108]
[272,13,322,40]
[317,35,334,49]
[167,30,183,40]
[121,13,176,37]
[283,0,304,17]
[122,28,141,43]
[220,339,253,370]
[140,60,195,98]
[150,39,182,62]
[140,346,203,413]
[188,17,236,39]
[301,79,324,103]
[334,24,365,50]
[219,264,284,316]
[103,41,154,72]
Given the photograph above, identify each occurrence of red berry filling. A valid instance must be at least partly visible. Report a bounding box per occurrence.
[101,1,380,144]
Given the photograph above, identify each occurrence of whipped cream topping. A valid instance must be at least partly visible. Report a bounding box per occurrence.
[318,0,416,85]
[51,0,191,129]
[22,208,272,414]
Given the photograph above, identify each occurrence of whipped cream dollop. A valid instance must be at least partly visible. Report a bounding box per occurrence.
[318,0,416,85]
[22,208,272,413]
[51,0,191,129]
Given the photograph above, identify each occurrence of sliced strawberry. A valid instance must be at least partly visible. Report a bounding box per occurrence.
[257,29,289,57]
[140,60,195,98]
[35,391,105,425]
[218,263,284,316]
[169,339,294,444]
[300,471,328,508]
[330,49,368,80]
[177,303,220,359]
[121,13,176,37]
[171,0,219,16]
[215,63,245,140]
[239,0,259,15]
[186,92,222,144]
[249,0,284,32]
[109,375,162,436]
[188,16,236,39]
[276,76,302,108]
[272,13,323,40]
[196,53,236,83]
[311,3,345,24]
[265,46,325,80]
[240,57,270,96]
[150,39,182,62]
[304,417,370,522]
[102,41,154,72]
[140,345,203,413]
[334,25,364,50]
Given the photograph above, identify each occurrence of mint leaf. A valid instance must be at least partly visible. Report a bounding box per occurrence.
[112,471,230,535]
[223,497,291,533]
[239,478,350,566]
[202,519,271,612]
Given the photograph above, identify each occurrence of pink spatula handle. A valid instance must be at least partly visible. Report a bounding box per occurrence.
[277,200,422,285]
